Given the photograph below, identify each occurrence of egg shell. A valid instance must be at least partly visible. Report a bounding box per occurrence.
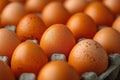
[84,1,114,26]
[40,24,76,58]
[0,28,21,59]
[93,27,120,54]
[64,0,89,14]
[68,39,108,76]
[16,13,47,41]
[41,1,71,27]
[25,0,52,13]
[1,2,26,26]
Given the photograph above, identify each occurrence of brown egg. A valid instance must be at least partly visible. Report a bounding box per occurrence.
[38,61,79,80]
[16,13,47,41]
[84,1,114,26]
[93,27,120,54]
[64,0,89,14]
[66,12,97,40]
[25,0,52,13]
[112,16,120,32]
[40,24,76,58]
[1,2,26,26]
[0,28,21,59]
[42,1,71,27]
[11,41,48,77]
[0,0,9,13]
[0,60,15,80]
[103,0,120,15]
[9,0,26,3]
[68,39,108,76]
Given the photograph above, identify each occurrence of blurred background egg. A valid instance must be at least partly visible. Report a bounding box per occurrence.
[84,1,114,27]
[25,0,52,13]
[103,0,120,15]
[0,28,21,59]
[93,27,120,54]
[0,60,15,80]
[41,1,71,27]
[64,0,89,14]
[1,2,26,26]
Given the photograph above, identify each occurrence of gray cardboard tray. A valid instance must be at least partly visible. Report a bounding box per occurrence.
[18,54,120,80]
[81,54,120,80]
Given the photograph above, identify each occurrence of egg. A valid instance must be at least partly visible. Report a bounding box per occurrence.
[11,41,48,77]
[0,0,9,13]
[66,12,97,40]
[0,60,15,80]
[93,27,120,54]
[68,39,108,76]
[112,16,120,33]
[25,0,52,13]
[0,28,21,59]
[64,0,89,14]
[1,2,26,26]
[42,1,71,27]
[16,13,47,42]
[40,24,76,58]
[103,0,120,15]
[37,61,80,80]
[84,1,114,26]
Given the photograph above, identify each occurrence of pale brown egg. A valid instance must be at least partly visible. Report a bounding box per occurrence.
[93,27,120,54]
[103,0,120,15]
[84,1,114,26]
[0,28,21,59]
[25,0,52,13]
[1,2,26,26]
[42,1,71,27]
[64,0,89,14]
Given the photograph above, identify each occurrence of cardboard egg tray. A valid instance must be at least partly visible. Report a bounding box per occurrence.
[81,54,120,80]
[18,54,120,80]
[1,26,120,80]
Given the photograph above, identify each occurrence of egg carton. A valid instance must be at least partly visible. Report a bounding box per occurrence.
[18,53,120,80]
[81,54,120,80]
